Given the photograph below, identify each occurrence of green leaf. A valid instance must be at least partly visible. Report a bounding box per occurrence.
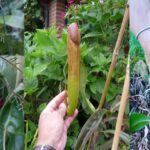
[98,138,113,150]
[37,103,47,113]
[75,109,107,150]
[0,56,17,93]
[80,63,95,114]
[35,29,51,49]
[25,120,37,146]
[130,31,144,60]
[0,15,24,29]
[0,98,24,150]
[82,32,102,39]
[130,113,150,133]
[44,64,63,81]
[0,129,24,150]
[33,64,47,76]
[24,67,38,94]
[89,78,105,95]
[101,130,129,145]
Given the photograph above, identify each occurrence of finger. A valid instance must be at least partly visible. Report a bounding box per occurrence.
[58,103,66,117]
[45,91,67,112]
[65,109,78,129]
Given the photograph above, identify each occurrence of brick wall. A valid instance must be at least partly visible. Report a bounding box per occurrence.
[49,0,66,34]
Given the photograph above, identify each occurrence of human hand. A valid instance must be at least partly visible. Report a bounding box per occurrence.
[36,91,78,150]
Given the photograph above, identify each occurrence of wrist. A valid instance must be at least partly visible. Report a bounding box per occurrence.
[34,145,56,150]
[37,138,56,149]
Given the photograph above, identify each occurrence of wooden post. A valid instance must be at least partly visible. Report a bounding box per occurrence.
[111,56,129,150]
[98,5,129,109]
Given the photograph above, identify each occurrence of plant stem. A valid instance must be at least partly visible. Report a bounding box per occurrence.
[3,128,6,150]
[30,129,38,150]
[98,4,129,109]
[25,120,28,150]
[111,56,129,150]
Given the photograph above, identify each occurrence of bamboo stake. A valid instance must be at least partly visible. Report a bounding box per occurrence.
[98,5,129,109]
[111,56,130,150]
[90,5,129,148]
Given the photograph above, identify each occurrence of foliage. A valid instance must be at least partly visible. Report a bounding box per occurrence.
[130,32,144,60]
[25,32,127,150]
[130,32,150,129]
[130,32,150,149]
[0,0,24,146]
[66,0,128,104]
[24,0,43,31]
[24,27,80,149]
[66,0,128,46]
[0,1,24,149]
[25,27,67,95]
[130,113,150,133]
[25,0,128,149]
[0,0,24,55]
[75,98,129,149]
[0,56,24,150]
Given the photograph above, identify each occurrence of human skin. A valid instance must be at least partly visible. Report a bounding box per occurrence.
[36,91,78,150]
[130,0,150,69]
